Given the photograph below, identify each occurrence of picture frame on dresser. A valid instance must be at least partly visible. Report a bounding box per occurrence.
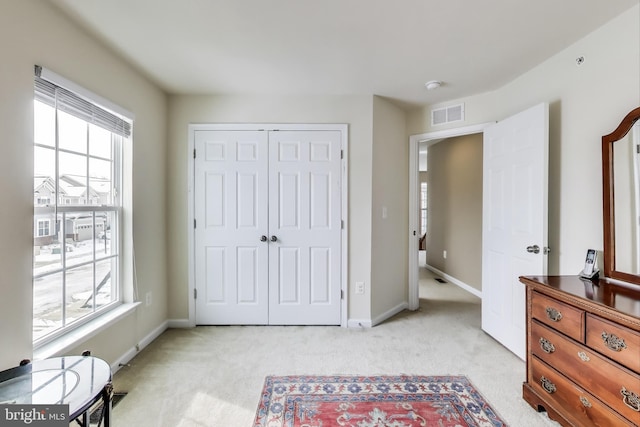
[519,107,640,427]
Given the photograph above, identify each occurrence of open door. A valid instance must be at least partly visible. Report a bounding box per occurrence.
[408,123,492,310]
[481,103,549,360]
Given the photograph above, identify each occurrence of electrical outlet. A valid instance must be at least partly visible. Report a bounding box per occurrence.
[145,291,152,306]
[355,281,365,294]
[443,250,447,259]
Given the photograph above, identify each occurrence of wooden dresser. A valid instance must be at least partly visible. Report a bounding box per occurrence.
[520,275,640,426]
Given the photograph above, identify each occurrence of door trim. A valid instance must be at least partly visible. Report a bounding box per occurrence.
[187,123,349,327]
[408,122,494,310]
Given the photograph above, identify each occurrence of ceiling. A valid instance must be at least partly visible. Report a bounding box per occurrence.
[49,0,638,109]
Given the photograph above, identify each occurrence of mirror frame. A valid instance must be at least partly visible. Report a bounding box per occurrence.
[602,106,640,285]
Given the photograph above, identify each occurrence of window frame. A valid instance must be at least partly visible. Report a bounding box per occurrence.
[32,67,133,348]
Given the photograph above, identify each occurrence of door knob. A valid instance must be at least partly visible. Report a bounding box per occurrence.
[260,235,267,242]
[270,235,278,242]
[526,245,540,254]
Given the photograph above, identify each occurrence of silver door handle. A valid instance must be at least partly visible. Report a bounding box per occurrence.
[270,235,278,242]
[260,235,267,242]
[526,245,540,254]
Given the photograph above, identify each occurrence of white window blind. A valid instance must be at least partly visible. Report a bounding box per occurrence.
[34,65,132,138]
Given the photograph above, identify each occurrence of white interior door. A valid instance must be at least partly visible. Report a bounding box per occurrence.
[268,131,342,324]
[194,130,269,324]
[194,127,342,325]
[482,103,549,360]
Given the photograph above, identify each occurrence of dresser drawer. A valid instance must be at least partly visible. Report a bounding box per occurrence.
[586,314,640,374]
[530,356,635,427]
[531,291,584,341]
[531,320,640,422]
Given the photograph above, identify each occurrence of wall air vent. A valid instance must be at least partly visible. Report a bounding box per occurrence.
[431,103,465,126]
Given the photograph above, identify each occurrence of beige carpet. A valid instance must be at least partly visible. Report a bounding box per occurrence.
[110,261,559,426]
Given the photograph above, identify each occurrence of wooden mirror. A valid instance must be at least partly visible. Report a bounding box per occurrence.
[602,106,640,285]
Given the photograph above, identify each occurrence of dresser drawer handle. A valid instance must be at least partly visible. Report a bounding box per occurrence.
[579,396,592,408]
[621,387,640,412]
[545,307,562,322]
[602,331,627,352]
[577,351,590,362]
[540,376,557,394]
[539,337,555,354]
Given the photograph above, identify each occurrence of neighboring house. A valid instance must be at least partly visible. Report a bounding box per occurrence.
[33,176,56,246]
[59,175,110,206]
[33,174,109,247]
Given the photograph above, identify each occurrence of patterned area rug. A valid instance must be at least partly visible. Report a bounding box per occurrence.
[253,375,507,427]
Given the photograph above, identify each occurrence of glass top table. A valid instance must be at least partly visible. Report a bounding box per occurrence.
[0,356,112,426]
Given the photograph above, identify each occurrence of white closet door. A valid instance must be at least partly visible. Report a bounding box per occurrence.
[267,130,342,324]
[194,130,269,324]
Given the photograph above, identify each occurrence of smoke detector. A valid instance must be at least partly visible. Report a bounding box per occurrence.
[425,80,442,90]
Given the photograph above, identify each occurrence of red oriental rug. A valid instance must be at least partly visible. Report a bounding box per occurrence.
[253,375,507,427]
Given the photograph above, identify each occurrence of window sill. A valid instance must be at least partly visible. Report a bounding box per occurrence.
[33,302,141,361]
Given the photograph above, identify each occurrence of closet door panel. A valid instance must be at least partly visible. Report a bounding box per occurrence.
[268,130,342,325]
[195,130,269,325]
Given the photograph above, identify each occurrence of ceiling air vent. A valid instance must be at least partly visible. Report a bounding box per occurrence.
[431,103,465,126]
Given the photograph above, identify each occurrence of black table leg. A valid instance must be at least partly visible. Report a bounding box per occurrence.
[101,382,113,427]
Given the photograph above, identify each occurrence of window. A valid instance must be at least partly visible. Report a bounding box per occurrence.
[420,182,428,236]
[36,219,50,237]
[33,66,132,344]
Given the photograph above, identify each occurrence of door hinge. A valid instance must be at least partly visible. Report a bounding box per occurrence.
[193,148,196,159]
[340,149,343,159]
[194,219,196,229]
[637,144,640,154]
[341,290,344,300]
[194,288,198,299]
[341,220,344,229]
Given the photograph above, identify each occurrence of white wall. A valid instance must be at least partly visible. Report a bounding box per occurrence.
[408,5,640,275]
[1,2,637,371]
[0,0,168,370]
[166,94,375,323]
[370,96,409,323]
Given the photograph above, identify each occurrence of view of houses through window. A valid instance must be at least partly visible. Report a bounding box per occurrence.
[33,72,128,344]
[420,182,428,237]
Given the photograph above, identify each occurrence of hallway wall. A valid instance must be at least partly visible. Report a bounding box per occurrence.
[426,134,483,291]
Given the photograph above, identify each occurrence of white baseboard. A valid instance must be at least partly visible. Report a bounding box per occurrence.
[139,320,168,349]
[111,346,138,374]
[425,264,482,299]
[167,318,192,328]
[111,320,168,373]
[347,301,409,329]
[347,318,372,328]
[371,301,409,327]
